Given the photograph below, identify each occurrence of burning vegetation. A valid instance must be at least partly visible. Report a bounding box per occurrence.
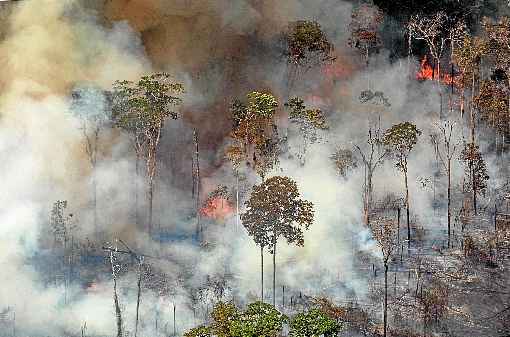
[2,1,510,337]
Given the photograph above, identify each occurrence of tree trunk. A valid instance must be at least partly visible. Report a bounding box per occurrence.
[110,252,123,337]
[236,173,240,231]
[404,169,411,250]
[470,71,476,144]
[273,241,277,307]
[113,277,122,337]
[194,130,201,240]
[135,155,140,228]
[260,246,264,302]
[134,261,143,337]
[384,262,388,337]
[447,160,451,248]
[472,165,477,216]
[92,167,98,239]
[148,178,154,237]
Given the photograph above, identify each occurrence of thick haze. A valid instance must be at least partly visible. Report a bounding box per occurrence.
[0,0,499,336]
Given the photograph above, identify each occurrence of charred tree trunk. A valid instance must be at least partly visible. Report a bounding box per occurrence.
[404,168,411,250]
[194,129,201,240]
[272,240,276,307]
[109,252,123,337]
[135,155,140,228]
[134,260,143,337]
[260,246,264,302]
[447,160,452,247]
[383,262,388,337]
[148,177,154,237]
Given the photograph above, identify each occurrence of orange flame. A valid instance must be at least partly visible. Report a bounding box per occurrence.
[416,56,460,87]
[200,197,234,220]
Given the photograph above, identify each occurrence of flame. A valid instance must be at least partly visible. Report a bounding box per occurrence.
[200,196,234,220]
[416,56,460,87]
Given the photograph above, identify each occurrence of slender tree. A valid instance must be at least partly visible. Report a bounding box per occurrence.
[370,218,398,337]
[430,121,458,247]
[354,124,389,225]
[112,73,183,235]
[241,176,314,306]
[408,12,465,83]
[460,142,489,215]
[227,91,280,180]
[70,85,111,239]
[285,97,328,165]
[284,20,334,94]
[348,3,384,88]
[383,122,421,249]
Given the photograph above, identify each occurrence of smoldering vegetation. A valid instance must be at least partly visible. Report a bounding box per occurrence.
[0,0,509,336]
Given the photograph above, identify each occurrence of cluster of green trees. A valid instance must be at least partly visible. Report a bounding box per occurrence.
[184,301,342,337]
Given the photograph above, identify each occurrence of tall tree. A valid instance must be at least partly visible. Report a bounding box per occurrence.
[70,85,111,239]
[112,73,183,235]
[370,218,398,337]
[383,122,421,249]
[227,91,280,181]
[285,97,328,165]
[284,20,334,94]
[474,79,510,147]
[460,142,489,215]
[242,176,314,306]
[354,124,389,225]
[482,16,510,136]
[430,121,458,247]
[452,34,487,133]
[348,3,384,88]
[408,12,465,83]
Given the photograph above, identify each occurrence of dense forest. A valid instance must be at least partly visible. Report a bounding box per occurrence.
[1,0,510,336]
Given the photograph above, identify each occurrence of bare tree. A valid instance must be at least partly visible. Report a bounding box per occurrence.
[370,217,398,337]
[354,123,388,225]
[430,121,458,247]
[70,85,111,239]
[105,242,123,337]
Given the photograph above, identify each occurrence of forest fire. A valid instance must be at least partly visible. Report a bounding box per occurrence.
[416,55,459,86]
[200,196,234,220]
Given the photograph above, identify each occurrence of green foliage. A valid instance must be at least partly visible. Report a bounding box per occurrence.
[290,308,342,337]
[227,91,280,178]
[331,147,357,178]
[241,176,314,249]
[285,20,334,66]
[382,122,421,171]
[229,301,287,337]
[460,143,489,196]
[211,301,240,337]
[246,91,278,119]
[230,99,248,128]
[183,326,212,337]
[112,73,183,144]
[474,80,509,134]
[285,97,328,130]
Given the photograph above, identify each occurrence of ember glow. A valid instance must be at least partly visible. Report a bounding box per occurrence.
[416,55,460,86]
[200,196,234,220]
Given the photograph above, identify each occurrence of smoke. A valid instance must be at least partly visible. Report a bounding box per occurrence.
[0,0,499,336]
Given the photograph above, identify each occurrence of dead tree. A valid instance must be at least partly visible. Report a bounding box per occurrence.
[354,123,388,225]
[431,121,458,247]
